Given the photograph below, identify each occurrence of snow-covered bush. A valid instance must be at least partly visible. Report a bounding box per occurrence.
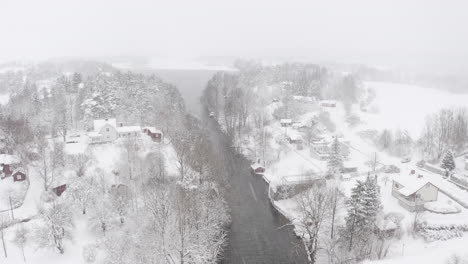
[417,222,468,242]
[382,165,400,173]
[82,244,98,263]
[446,254,468,264]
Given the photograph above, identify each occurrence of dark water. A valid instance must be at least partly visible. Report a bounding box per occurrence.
[136,67,309,264]
[202,112,309,264]
[133,68,217,117]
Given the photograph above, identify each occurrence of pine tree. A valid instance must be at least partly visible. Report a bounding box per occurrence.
[344,176,381,251]
[441,150,456,172]
[327,137,343,175]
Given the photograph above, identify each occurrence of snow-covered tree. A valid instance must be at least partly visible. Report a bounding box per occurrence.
[36,201,74,254]
[327,137,343,176]
[344,176,381,254]
[68,177,96,214]
[13,223,28,262]
[441,149,456,172]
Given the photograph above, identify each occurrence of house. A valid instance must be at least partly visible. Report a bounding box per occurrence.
[143,127,163,142]
[12,170,27,182]
[89,118,119,143]
[287,131,303,144]
[89,118,142,144]
[320,100,337,107]
[280,119,292,127]
[391,170,440,212]
[52,184,67,197]
[0,154,20,179]
[117,125,142,139]
[251,163,265,175]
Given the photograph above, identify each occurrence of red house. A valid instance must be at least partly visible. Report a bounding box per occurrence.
[12,171,26,182]
[0,154,20,178]
[251,163,265,175]
[52,184,67,197]
[143,127,163,143]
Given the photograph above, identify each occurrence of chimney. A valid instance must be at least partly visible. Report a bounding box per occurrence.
[119,122,123,127]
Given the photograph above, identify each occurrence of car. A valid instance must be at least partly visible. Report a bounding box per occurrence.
[401,157,411,163]
[209,112,215,118]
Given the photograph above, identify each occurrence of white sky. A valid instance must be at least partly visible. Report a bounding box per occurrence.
[1,0,467,73]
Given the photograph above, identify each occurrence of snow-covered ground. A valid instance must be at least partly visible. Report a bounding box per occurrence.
[364,81,468,138]
[0,131,180,263]
[0,93,10,105]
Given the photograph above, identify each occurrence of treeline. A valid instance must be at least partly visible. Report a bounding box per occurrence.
[419,108,468,161]
[202,60,360,140]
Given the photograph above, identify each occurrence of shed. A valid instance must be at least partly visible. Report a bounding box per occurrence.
[251,163,265,175]
[374,218,397,237]
[12,170,26,182]
[320,100,337,107]
[143,126,163,142]
[280,119,292,127]
[52,184,67,197]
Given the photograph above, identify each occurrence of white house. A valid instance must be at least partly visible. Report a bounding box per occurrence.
[391,170,440,212]
[89,118,141,144]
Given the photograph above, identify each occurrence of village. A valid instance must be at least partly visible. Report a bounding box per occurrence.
[227,80,468,263]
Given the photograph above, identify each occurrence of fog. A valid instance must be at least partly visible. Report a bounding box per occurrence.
[1,0,467,74]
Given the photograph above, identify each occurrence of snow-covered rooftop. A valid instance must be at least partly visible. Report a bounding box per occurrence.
[375,218,397,231]
[287,131,302,141]
[117,126,141,133]
[94,118,117,132]
[143,126,162,134]
[393,170,438,196]
[0,154,20,164]
[280,119,292,124]
[251,163,264,170]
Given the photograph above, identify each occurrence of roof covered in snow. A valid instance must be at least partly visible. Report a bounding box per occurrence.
[143,126,162,134]
[287,130,303,141]
[375,218,397,231]
[251,163,264,170]
[0,154,20,164]
[393,170,439,196]
[117,126,141,133]
[280,119,292,124]
[94,118,117,132]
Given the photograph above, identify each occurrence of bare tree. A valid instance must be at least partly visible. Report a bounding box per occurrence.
[37,141,65,191]
[13,223,28,262]
[0,214,9,258]
[296,185,333,263]
[69,153,90,177]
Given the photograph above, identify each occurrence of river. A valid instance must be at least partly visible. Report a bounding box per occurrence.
[134,67,309,263]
